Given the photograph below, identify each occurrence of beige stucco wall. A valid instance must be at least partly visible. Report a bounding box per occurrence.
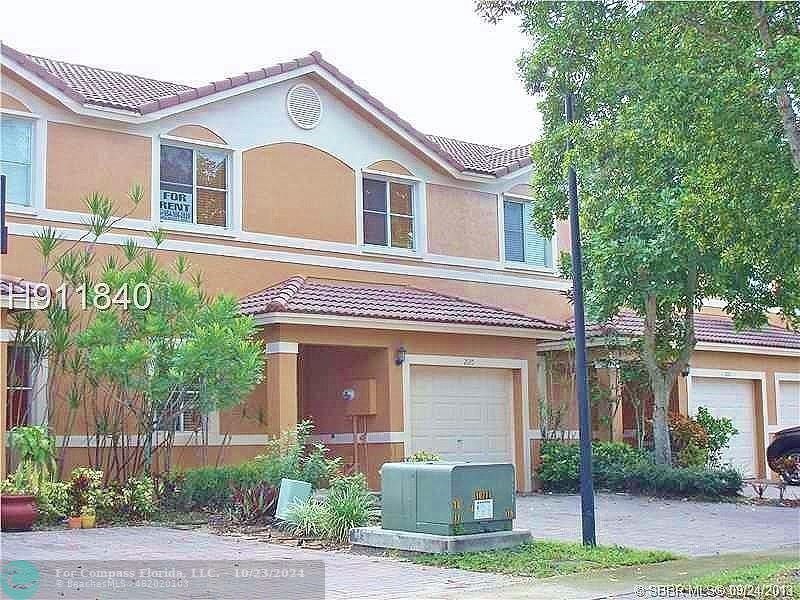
[243,143,356,243]
[426,183,500,260]
[46,122,151,219]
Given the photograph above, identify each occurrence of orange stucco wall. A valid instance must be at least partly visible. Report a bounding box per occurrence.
[166,124,227,144]
[5,231,571,322]
[426,183,500,261]
[243,143,356,243]
[366,160,413,176]
[1,92,30,112]
[46,122,151,219]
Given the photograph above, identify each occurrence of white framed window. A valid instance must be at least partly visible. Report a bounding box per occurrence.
[156,388,203,433]
[502,197,553,269]
[159,143,229,228]
[362,175,416,250]
[1,116,34,207]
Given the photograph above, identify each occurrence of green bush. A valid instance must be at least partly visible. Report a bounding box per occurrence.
[695,406,738,467]
[538,442,646,493]
[36,480,71,524]
[538,441,742,498]
[283,499,329,538]
[168,462,264,510]
[625,463,742,498]
[324,473,379,541]
[253,420,342,489]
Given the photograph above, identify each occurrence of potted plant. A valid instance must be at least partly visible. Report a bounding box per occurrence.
[80,505,96,529]
[0,471,38,532]
[1,425,57,532]
[67,513,82,529]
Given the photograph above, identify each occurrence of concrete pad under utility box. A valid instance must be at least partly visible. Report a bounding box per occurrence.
[350,526,531,554]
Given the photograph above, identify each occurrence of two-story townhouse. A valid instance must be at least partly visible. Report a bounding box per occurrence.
[1,44,797,487]
[0,44,575,490]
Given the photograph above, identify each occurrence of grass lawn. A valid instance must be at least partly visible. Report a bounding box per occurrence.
[686,561,800,599]
[410,540,676,578]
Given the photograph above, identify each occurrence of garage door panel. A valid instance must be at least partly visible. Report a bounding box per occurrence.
[778,381,800,428]
[690,376,755,476]
[409,365,514,465]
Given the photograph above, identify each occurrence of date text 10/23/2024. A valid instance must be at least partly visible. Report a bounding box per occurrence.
[3,282,152,311]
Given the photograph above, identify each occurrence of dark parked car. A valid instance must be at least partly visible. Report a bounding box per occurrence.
[768,426,800,485]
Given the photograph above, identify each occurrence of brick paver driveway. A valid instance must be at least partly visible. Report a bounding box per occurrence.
[3,494,797,599]
[1,526,516,599]
[515,492,799,556]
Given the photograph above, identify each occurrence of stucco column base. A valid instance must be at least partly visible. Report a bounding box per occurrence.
[266,350,299,435]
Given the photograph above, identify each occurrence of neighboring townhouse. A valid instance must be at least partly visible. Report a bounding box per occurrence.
[0,44,797,488]
[538,310,800,480]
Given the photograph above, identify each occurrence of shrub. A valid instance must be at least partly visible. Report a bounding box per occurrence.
[117,476,157,520]
[168,462,263,510]
[283,499,329,538]
[253,420,342,489]
[36,480,71,524]
[538,441,742,498]
[225,482,278,524]
[324,473,378,541]
[406,450,441,462]
[626,463,742,498]
[695,407,738,467]
[538,442,646,493]
[68,467,105,515]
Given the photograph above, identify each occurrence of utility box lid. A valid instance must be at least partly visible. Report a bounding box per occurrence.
[380,462,516,535]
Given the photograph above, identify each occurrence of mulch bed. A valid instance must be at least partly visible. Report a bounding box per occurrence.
[207,518,348,550]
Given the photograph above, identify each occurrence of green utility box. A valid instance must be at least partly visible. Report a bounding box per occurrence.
[381,462,516,535]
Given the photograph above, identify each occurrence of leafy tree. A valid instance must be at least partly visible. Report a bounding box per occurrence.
[479,1,800,464]
[11,186,266,479]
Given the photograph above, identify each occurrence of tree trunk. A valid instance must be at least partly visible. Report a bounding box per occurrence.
[651,376,672,465]
[752,1,800,172]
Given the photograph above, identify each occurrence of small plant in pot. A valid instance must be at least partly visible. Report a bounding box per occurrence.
[80,505,96,529]
[0,471,38,532]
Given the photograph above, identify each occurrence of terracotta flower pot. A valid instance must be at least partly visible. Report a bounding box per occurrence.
[1,494,38,532]
[67,516,82,529]
[81,515,96,529]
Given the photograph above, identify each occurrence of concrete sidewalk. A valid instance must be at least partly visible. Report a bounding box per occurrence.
[440,547,800,599]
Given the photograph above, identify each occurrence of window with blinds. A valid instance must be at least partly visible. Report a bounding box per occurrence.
[503,198,553,268]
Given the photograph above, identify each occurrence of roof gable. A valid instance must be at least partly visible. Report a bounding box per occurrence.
[1,44,532,178]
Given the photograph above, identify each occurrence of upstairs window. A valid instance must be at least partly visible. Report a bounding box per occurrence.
[160,144,228,227]
[1,116,33,206]
[503,198,553,268]
[362,177,415,250]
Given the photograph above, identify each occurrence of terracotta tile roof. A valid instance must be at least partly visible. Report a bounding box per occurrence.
[426,135,532,176]
[566,311,800,350]
[1,43,531,176]
[239,276,564,331]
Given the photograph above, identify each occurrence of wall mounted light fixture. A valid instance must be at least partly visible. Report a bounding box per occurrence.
[395,346,407,366]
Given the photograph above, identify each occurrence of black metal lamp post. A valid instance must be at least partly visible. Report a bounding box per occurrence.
[565,92,597,546]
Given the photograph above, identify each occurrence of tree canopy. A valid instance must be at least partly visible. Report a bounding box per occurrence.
[479,1,800,463]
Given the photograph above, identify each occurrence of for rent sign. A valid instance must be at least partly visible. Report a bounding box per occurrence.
[160,188,193,223]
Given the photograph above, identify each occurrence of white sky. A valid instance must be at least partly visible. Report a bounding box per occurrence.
[0,0,540,148]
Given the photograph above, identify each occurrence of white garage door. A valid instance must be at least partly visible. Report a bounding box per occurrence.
[690,377,755,476]
[409,365,514,464]
[777,380,800,428]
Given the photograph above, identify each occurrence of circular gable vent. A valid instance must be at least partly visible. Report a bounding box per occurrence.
[286,84,322,129]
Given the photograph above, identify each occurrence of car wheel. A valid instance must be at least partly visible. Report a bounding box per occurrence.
[778,451,800,486]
